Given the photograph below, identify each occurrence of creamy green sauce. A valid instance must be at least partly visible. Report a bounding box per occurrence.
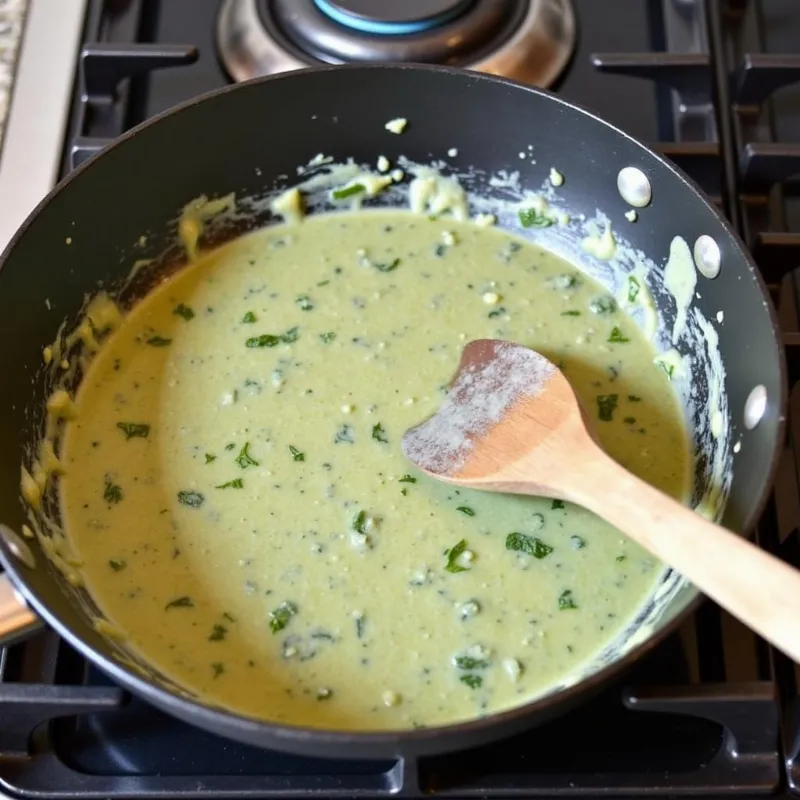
[60,210,690,731]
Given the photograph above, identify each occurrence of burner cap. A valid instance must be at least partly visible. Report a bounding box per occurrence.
[313,0,473,34]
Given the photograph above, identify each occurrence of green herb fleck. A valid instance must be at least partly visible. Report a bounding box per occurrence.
[589,295,617,315]
[289,445,305,462]
[116,422,150,440]
[445,539,470,573]
[235,442,259,469]
[372,423,388,444]
[399,474,417,484]
[282,326,299,343]
[165,596,194,610]
[269,601,298,634]
[317,280,330,287]
[173,303,195,321]
[627,275,640,303]
[608,326,630,343]
[332,183,366,200]
[103,480,123,504]
[460,674,483,689]
[616,555,627,562]
[108,559,127,572]
[628,394,642,402]
[225,443,236,451]
[374,258,401,273]
[454,656,490,670]
[212,662,225,679]
[570,535,586,549]
[216,478,243,489]
[657,361,675,380]
[456,506,475,517]
[558,590,578,610]
[552,500,565,510]
[242,311,257,324]
[320,331,337,343]
[177,490,204,508]
[401,488,409,496]
[334,424,354,444]
[146,335,172,347]
[352,510,369,535]
[506,532,553,559]
[209,624,227,641]
[246,327,299,348]
[518,208,553,228]
[205,453,216,464]
[623,416,636,424]
[296,295,314,311]
[487,306,507,319]
[596,394,618,422]
[561,310,581,316]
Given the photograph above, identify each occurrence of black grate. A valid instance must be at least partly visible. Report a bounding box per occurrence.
[3,0,800,796]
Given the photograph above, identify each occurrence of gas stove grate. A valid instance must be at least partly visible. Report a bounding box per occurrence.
[4,0,800,797]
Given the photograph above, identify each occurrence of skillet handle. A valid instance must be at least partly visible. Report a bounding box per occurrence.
[0,573,44,648]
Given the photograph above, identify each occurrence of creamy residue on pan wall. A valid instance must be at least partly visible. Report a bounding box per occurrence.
[19,121,731,728]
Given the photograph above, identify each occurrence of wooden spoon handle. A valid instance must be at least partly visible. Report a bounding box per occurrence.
[569,449,800,663]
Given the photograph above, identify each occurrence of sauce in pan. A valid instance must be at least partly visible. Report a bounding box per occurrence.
[60,210,690,731]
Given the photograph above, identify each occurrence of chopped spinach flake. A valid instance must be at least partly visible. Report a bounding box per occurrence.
[518,208,553,228]
[332,183,366,200]
[205,453,216,464]
[352,510,369,535]
[289,445,305,462]
[445,539,469,573]
[506,532,553,559]
[608,326,630,343]
[177,490,204,508]
[108,558,127,572]
[212,662,225,678]
[242,311,257,324]
[173,303,195,321]
[235,442,259,469]
[552,500,565,510]
[225,443,236,451]
[146,335,172,347]
[372,423,388,444]
[596,394,619,422]
[561,310,581,316]
[558,590,578,610]
[209,624,227,641]
[296,294,314,311]
[246,327,299,348]
[627,275,640,303]
[616,555,627,562]
[216,478,243,489]
[454,656,490,670]
[320,331,337,343]
[460,674,483,689]
[589,295,617,315]
[269,601,298,634]
[116,422,150,440]
[334,424,355,444]
[487,306,507,319]
[399,474,417,484]
[374,258,401,273]
[165,596,194,610]
[103,480,123,504]
[456,506,475,517]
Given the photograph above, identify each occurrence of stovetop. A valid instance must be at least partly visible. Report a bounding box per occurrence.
[4,0,800,797]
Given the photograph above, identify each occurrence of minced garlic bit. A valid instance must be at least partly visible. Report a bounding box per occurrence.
[482,291,501,305]
[441,230,457,247]
[42,346,53,364]
[384,118,408,135]
[447,147,459,157]
[377,155,390,173]
[473,213,496,227]
[390,168,404,182]
[503,657,523,682]
[382,689,401,706]
[458,600,480,619]
[549,168,564,187]
[341,404,354,414]
[625,209,638,223]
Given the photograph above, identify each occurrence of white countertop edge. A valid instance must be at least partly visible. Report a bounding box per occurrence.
[0,0,89,252]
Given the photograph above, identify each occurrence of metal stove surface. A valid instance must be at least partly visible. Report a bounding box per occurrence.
[4,0,800,797]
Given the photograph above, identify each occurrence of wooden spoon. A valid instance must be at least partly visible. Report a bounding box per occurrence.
[402,338,800,663]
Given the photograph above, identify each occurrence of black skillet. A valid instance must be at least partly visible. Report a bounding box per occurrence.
[0,65,786,759]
